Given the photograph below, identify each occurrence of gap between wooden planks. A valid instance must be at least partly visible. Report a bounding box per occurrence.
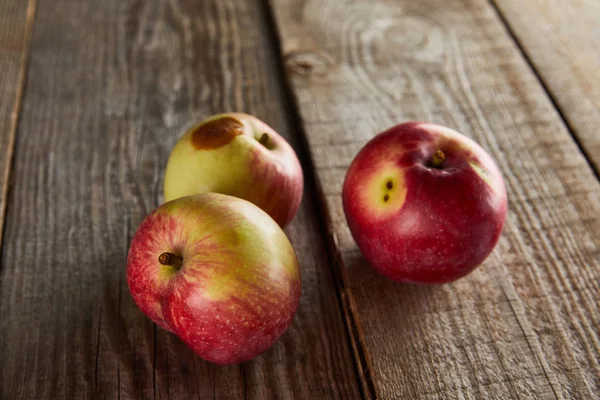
[491,0,600,176]
[268,0,600,398]
[0,0,36,252]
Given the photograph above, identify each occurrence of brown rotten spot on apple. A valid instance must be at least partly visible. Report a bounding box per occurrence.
[191,116,245,150]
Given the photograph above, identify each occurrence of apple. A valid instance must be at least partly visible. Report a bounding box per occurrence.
[342,122,507,284]
[127,193,301,364]
[163,113,304,227]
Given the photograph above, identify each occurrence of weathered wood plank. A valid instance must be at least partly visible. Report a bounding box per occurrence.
[270,0,600,398]
[492,0,600,174]
[0,0,362,399]
[0,0,36,247]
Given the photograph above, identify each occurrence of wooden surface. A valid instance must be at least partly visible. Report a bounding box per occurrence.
[0,0,599,398]
[0,0,360,398]
[270,0,600,398]
[492,0,600,173]
[0,0,35,246]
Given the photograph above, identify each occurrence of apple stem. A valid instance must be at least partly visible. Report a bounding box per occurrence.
[259,133,270,146]
[158,252,183,269]
[431,149,446,168]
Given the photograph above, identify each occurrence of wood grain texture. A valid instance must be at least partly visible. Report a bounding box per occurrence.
[492,0,600,174]
[0,0,35,248]
[0,0,361,398]
[270,0,600,398]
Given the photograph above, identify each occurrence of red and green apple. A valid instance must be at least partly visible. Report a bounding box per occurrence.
[163,113,304,227]
[127,193,301,364]
[342,122,507,284]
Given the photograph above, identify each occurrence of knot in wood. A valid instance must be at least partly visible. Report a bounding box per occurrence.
[284,50,332,76]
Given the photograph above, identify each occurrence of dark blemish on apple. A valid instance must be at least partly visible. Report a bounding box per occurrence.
[386,180,394,190]
[383,194,390,202]
[191,116,244,150]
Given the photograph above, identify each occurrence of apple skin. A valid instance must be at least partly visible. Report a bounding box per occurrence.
[163,113,304,227]
[127,193,301,364]
[342,122,508,284]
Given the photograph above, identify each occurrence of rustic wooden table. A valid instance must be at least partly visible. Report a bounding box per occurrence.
[1,0,599,399]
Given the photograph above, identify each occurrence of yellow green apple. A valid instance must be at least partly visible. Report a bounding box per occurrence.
[163,113,303,227]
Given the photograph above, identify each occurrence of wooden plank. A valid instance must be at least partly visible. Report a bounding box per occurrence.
[492,0,600,174]
[269,0,600,398]
[0,0,362,399]
[0,0,35,247]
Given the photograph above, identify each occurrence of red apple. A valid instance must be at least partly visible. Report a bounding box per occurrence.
[163,113,304,227]
[342,122,507,284]
[127,193,301,364]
